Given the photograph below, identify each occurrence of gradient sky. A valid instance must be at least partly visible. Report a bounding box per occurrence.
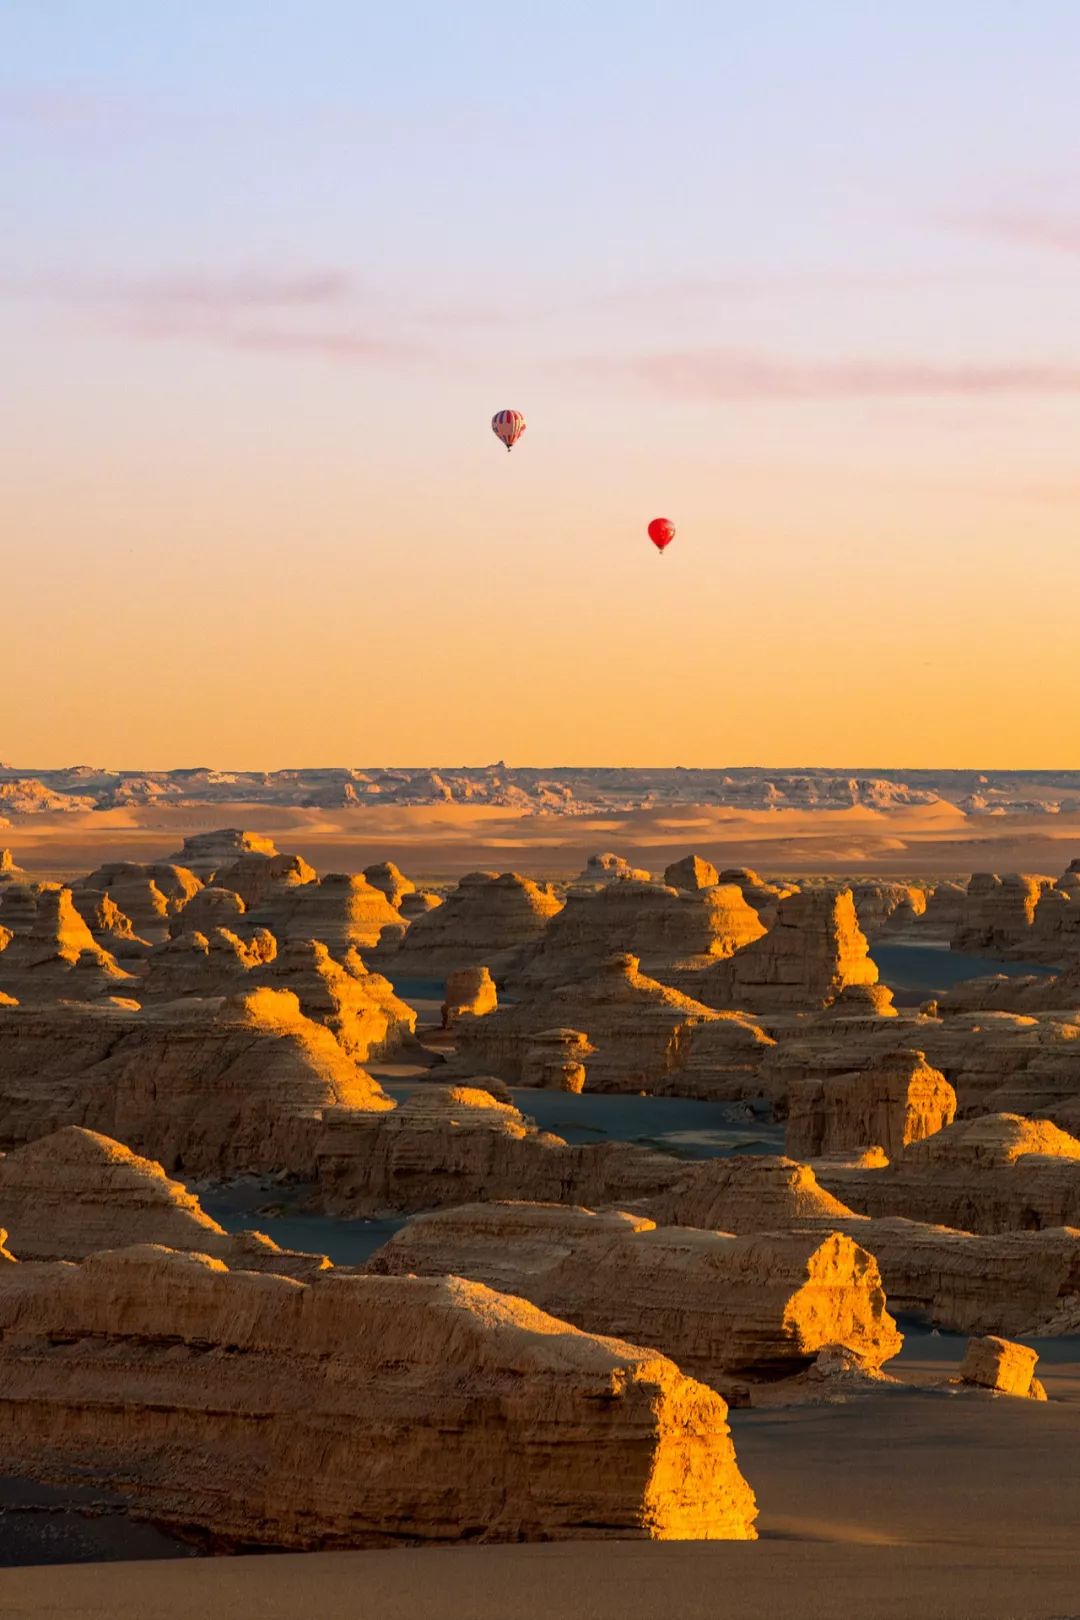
[5,1,1080,769]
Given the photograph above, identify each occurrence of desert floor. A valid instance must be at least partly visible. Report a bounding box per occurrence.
[10,800,1080,881]
[3,1334,1078,1618]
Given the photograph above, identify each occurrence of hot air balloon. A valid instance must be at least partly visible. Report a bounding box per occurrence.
[648,517,676,554]
[492,409,526,451]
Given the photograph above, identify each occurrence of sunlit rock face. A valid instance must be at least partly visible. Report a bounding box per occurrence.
[453,951,772,1098]
[693,888,879,1013]
[0,884,135,1002]
[0,1247,759,1546]
[785,1049,957,1161]
[647,1154,1080,1338]
[951,872,1055,955]
[441,964,498,1029]
[958,1335,1046,1400]
[368,1201,902,1392]
[851,880,928,937]
[316,1084,677,1215]
[511,879,765,989]
[167,828,279,879]
[814,1112,1080,1233]
[375,870,562,979]
[0,988,391,1178]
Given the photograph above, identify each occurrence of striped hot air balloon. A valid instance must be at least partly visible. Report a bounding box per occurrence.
[491,409,526,451]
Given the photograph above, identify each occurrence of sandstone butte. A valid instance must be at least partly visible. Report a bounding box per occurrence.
[140,931,421,1063]
[368,1201,902,1395]
[0,1247,758,1546]
[452,952,773,1098]
[691,887,880,1014]
[316,1085,678,1215]
[0,884,136,1002]
[648,1155,1080,1337]
[716,868,799,927]
[211,851,319,909]
[0,849,25,883]
[74,860,203,941]
[575,852,653,885]
[850,880,928,938]
[944,857,1080,964]
[0,988,392,1178]
[754,996,1080,1127]
[785,1049,958,1161]
[380,870,563,977]
[363,860,416,909]
[509,878,766,989]
[167,828,280,879]
[0,1127,329,1281]
[441,964,498,1029]
[814,1112,1080,1234]
[250,872,405,954]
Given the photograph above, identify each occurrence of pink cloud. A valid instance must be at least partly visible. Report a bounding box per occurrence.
[0,87,136,134]
[954,210,1080,257]
[604,349,1080,401]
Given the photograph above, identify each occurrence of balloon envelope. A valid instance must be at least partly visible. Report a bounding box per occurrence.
[648,517,676,552]
[492,409,526,450]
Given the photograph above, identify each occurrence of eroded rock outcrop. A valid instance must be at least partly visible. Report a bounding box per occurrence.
[695,888,879,1014]
[0,989,391,1177]
[369,1202,902,1392]
[0,1247,758,1545]
[816,1113,1080,1233]
[75,862,202,941]
[649,1155,1080,1337]
[455,953,772,1098]
[317,1085,677,1215]
[0,1128,329,1279]
[212,852,317,909]
[363,861,416,909]
[382,871,562,977]
[951,872,1054,955]
[785,1050,957,1161]
[441,965,498,1029]
[514,880,765,989]
[521,1029,592,1092]
[255,872,409,955]
[0,850,24,884]
[851,881,928,937]
[576,853,652,886]
[958,1335,1046,1399]
[167,829,279,880]
[0,886,134,1002]
[664,855,719,892]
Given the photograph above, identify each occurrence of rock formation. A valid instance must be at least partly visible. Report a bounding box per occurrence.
[576,852,652,885]
[649,1155,1080,1337]
[0,989,391,1177]
[167,828,279,879]
[664,854,719,891]
[253,872,406,954]
[441,965,498,1028]
[166,884,250,937]
[951,872,1053,955]
[74,862,202,942]
[0,1247,758,1545]
[455,953,772,1098]
[317,1085,678,1215]
[694,888,879,1013]
[851,880,928,937]
[0,1128,329,1279]
[0,850,24,884]
[381,871,562,977]
[521,1029,592,1092]
[369,1203,902,1392]
[0,885,134,1001]
[785,1050,957,1161]
[212,851,317,908]
[958,1335,1046,1399]
[716,869,798,926]
[513,880,765,988]
[815,1112,1080,1233]
[363,861,416,909]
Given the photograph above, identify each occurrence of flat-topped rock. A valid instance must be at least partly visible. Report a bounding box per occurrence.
[382,870,562,977]
[0,1247,758,1545]
[441,965,498,1029]
[455,952,772,1098]
[958,1335,1046,1399]
[368,1201,902,1391]
[695,888,879,1013]
[254,872,407,954]
[167,828,279,879]
[575,853,652,885]
[0,988,391,1178]
[785,1050,957,1161]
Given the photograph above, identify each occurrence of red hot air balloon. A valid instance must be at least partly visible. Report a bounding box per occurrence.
[492,409,526,451]
[648,517,676,554]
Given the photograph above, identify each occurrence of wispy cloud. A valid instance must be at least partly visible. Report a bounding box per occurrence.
[0,266,424,364]
[600,349,1080,402]
[0,86,136,135]
[951,209,1080,257]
